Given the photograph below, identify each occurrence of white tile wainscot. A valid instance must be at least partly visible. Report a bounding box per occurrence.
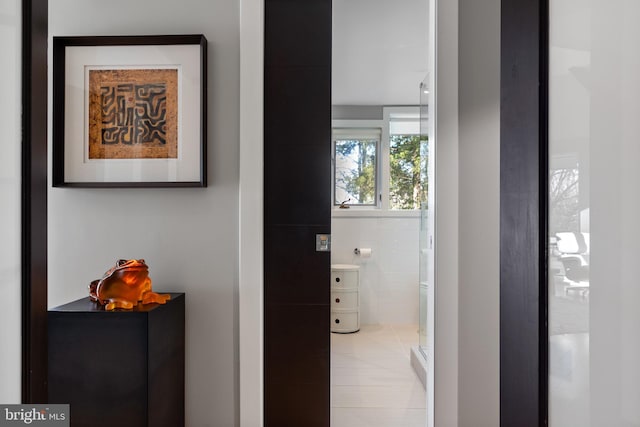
[331,211,420,325]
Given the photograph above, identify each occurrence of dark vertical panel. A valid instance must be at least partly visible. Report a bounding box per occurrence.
[48,294,185,426]
[500,0,548,426]
[538,0,549,422]
[147,294,186,427]
[22,0,48,403]
[264,0,332,425]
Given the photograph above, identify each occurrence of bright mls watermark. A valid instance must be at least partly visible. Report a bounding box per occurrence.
[0,405,69,426]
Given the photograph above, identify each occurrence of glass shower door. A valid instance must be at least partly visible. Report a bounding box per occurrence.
[418,74,431,356]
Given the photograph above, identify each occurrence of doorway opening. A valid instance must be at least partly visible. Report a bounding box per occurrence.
[329,1,434,425]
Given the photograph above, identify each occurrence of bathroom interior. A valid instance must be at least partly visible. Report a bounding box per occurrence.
[330,0,433,426]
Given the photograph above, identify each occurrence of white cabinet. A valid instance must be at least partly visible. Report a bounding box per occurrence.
[331,264,360,333]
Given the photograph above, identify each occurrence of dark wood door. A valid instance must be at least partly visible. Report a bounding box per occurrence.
[264,0,333,425]
[500,0,548,426]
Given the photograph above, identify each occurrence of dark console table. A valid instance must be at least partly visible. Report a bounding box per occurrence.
[48,293,185,427]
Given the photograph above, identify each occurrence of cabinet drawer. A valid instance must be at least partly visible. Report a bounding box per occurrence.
[331,309,359,333]
[331,270,359,289]
[331,290,358,309]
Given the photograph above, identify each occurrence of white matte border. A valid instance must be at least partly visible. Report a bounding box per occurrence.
[64,44,201,183]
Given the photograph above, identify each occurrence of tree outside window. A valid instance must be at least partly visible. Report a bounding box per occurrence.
[389,134,428,210]
[334,138,378,205]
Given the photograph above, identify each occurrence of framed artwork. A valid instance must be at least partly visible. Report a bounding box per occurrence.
[52,35,207,187]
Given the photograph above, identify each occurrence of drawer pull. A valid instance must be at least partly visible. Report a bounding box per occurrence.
[335,298,340,303]
[335,277,341,283]
[335,319,340,324]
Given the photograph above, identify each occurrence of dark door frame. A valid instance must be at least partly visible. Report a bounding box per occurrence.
[500,0,548,426]
[22,0,49,403]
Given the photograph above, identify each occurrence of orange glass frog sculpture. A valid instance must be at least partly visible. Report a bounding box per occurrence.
[89,259,170,311]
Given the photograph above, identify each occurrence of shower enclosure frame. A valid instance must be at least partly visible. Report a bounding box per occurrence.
[418,74,434,362]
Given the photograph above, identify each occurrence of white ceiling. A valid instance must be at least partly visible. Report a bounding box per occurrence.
[332,0,429,106]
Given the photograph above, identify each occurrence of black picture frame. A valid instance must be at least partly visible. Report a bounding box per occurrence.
[52,34,207,188]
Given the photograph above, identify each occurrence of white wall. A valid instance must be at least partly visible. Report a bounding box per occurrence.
[332,0,429,105]
[238,0,264,424]
[49,1,239,425]
[457,0,500,425]
[433,0,459,424]
[331,215,420,325]
[0,0,22,404]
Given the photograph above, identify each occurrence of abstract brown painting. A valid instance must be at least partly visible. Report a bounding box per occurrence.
[88,69,178,159]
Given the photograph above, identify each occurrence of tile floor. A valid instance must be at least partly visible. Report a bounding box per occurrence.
[331,324,427,427]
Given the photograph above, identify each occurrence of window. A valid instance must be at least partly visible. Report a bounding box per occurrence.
[389,116,427,210]
[389,134,428,209]
[332,107,427,211]
[333,129,380,206]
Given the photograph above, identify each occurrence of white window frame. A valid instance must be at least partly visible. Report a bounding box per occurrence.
[332,127,382,208]
[332,106,423,217]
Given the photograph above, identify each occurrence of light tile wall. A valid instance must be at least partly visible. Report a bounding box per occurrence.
[331,216,420,325]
